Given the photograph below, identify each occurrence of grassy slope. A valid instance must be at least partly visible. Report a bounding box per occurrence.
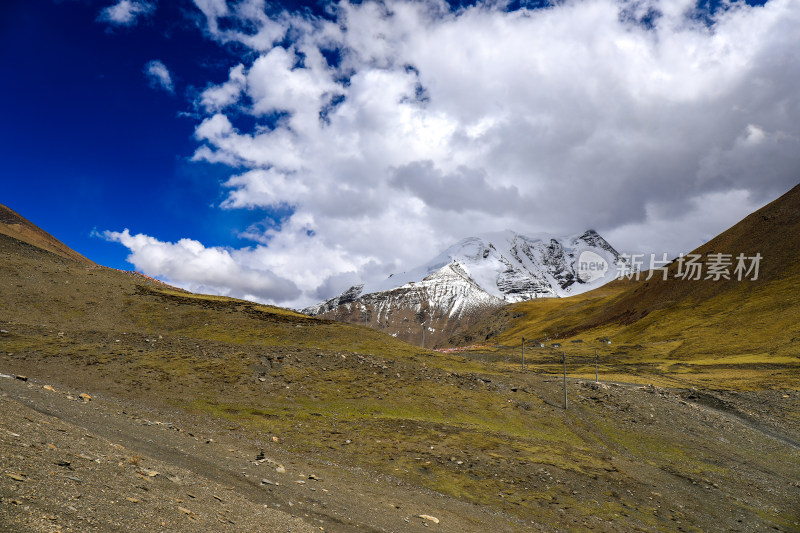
[2,216,799,530]
[0,233,613,528]
[461,185,800,390]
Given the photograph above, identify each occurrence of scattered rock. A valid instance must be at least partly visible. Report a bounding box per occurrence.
[79,393,92,402]
[418,514,440,524]
[5,473,26,482]
[15,375,28,382]
[275,465,286,474]
[43,385,56,392]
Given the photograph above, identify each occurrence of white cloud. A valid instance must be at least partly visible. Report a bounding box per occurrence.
[98,0,155,27]
[192,0,289,49]
[110,0,800,308]
[144,60,174,93]
[198,64,247,112]
[222,168,310,209]
[102,229,301,303]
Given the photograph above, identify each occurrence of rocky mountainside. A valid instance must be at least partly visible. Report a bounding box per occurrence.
[304,229,622,347]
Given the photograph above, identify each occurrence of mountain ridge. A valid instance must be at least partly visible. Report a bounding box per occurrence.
[304,228,623,347]
[1,197,798,532]
[557,184,800,334]
[0,203,95,266]
[450,183,800,388]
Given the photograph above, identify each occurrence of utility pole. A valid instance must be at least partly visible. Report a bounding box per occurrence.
[596,337,611,384]
[595,348,599,383]
[562,352,568,409]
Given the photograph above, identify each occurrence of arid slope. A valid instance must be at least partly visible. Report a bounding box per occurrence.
[1,208,798,532]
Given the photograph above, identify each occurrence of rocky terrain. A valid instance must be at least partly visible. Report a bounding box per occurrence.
[2,354,798,532]
[0,371,506,532]
[303,262,505,348]
[1,201,799,532]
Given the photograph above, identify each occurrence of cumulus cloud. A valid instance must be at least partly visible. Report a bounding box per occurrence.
[192,0,289,49]
[102,229,301,303]
[98,0,155,26]
[109,0,800,307]
[144,60,174,93]
[198,64,247,112]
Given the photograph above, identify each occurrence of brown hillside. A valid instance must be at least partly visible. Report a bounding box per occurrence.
[571,183,800,332]
[2,201,799,531]
[461,183,800,391]
[0,203,95,265]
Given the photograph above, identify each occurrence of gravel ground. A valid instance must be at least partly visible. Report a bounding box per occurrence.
[0,373,525,533]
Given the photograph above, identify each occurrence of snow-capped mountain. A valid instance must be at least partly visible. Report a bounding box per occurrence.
[304,229,622,347]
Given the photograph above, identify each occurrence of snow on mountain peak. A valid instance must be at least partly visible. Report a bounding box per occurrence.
[305,229,622,318]
[302,229,623,347]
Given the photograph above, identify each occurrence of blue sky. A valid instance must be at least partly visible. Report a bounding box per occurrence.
[1,0,265,268]
[1,0,797,307]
